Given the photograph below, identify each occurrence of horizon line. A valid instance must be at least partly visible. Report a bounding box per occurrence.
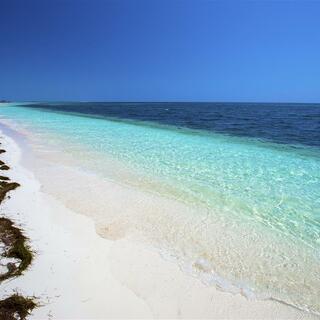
[3,100,320,105]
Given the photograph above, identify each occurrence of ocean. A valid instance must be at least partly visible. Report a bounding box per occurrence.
[0,102,319,314]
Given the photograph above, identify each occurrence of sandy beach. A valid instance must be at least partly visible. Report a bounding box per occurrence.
[2,0,320,317]
[0,123,318,319]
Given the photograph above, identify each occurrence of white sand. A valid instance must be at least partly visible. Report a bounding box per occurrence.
[0,127,318,319]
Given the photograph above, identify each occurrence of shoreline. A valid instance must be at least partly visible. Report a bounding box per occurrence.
[0,123,318,319]
[0,136,37,319]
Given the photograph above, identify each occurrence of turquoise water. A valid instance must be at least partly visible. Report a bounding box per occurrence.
[1,104,320,314]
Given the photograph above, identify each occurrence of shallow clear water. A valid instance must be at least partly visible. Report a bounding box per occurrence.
[0,102,319,314]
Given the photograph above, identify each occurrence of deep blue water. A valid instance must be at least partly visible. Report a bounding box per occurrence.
[24,102,320,148]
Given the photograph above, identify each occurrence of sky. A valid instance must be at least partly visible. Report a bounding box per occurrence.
[0,0,320,102]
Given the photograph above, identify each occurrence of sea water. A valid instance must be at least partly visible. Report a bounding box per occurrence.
[0,102,319,314]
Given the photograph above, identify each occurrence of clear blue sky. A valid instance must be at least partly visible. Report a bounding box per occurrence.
[1,0,320,102]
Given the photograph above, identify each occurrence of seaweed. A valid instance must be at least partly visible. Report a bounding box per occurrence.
[0,147,37,318]
[0,294,37,320]
[0,218,33,281]
[0,181,20,204]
